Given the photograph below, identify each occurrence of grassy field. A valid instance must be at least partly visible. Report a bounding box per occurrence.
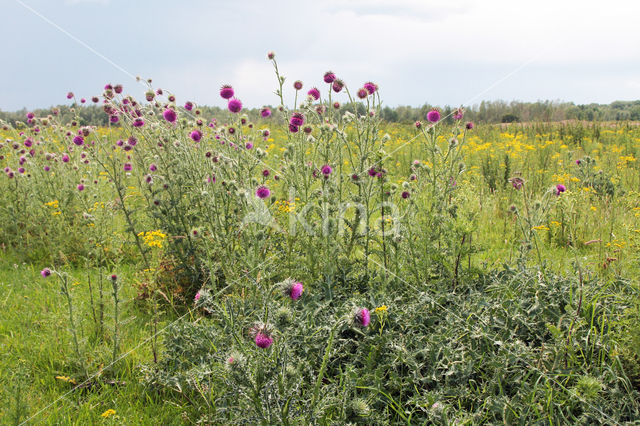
[1,74,640,423]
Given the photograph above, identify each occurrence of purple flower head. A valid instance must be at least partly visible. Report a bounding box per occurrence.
[245,142,253,150]
[62,154,70,163]
[220,85,234,100]
[228,98,242,113]
[73,135,84,146]
[110,115,119,124]
[256,185,271,199]
[163,108,177,123]
[555,184,566,195]
[132,118,145,127]
[255,332,273,349]
[77,183,85,191]
[575,159,581,165]
[44,165,50,172]
[114,84,123,94]
[288,124,299,133]
[124,163,132,172]
[262,169,270,177]
[293,80,303,90]
[40,268,52,278]
[324,71,336,83]
[194,291,201,303]
[357,88,368,99]
[184,101,194,111]
[18,167,25,174]
[260,108,271,118]
[290,112,305,127]
[465,122,474,130]
[426,109,441,123]
[66,92,74,99]
[267,51,275,60]
[149,163,157,172]
[415,121,422,129]
[511,177,524,190]
[363,82,377,94]
[190,130,202,142]
[332,79,344,93]
[401,191,410,199]
[368,167,377,177]
[453,108,464,120]
[321,164,333,175]
[355,308,370,327]
[333,102,340,109]
[307,87,320,100]
[289,281,304,300]
[26,112,35,120]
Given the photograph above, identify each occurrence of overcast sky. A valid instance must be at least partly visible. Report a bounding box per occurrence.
[2,0,639,111]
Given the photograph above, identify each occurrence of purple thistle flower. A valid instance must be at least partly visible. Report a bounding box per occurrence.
[453,108,464,120]
[73,135,84,146]
[426,109,441,123]
[124,163,132,172]
[255,332,273,349]
[190,130,202,142]
[163,108,177,123]
[293,80,303,90]
[194,291,201,303]
[44,165,50,172]
[228,98,242,113]
[307,87,320,100]
[466,122,474,130]
[332,79,344,93]
[575,159,581,165]
[40,268,52,278]
[290,112,304,127]
[132,118,145,127]
[256,185,271,199]
[415,121,422,129]
[289,281,304,300]
[357,88,368,99]
[555,184,566,195]
[114,84,123,94]
[321,164,333,175]
[149,163,157,172]
[323,71,336,84]
[401,191,410,199]
[262,169,270,177]
[220,85,234,100]
[288,124,299,133]
[267,51,275,60]
[62,154,70,163]
[18,167,25,174]
[184,101,194,111]
[363,82,377,94]
[260,108,271,118]
[77,184,85,191]
[355,308,370,327]
[511,177,524,190]
[26,112,35,120]
[110,115,119,124]
[66,92,74,99]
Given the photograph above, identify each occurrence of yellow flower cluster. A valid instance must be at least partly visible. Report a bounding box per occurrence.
[101,409,116,418]
[274,199,298,213]
[137,230,166,248]
[375,305,388,313]
[44,200,62,216]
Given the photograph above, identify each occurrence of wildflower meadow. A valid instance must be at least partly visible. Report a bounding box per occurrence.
[1,53,640,424]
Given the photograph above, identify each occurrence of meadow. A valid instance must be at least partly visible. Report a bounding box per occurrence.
[1,54,640,424]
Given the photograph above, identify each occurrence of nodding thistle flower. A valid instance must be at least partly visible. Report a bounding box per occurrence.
[321,164,333,176]
[465,121,474,130]
[184,101,193,111]
[363,81,377,94]
[332,79,345,93]
[190,130,202,142]
[510,177,524,190]
[355,308,370,327]
[453,108,464,120]
[357,88,368,99]
[426,109,441,123]
[123,163,132,172]
[307,87,320,100]
[415,121,422,129]
[228,98,242,113]
[260,108,271,118]
[255,185,271,199]
[290,112,304,127]
[323,71,336,83]
[73,135,84,146]
[293,80,303,90]
[555,184,566,195]
[267,51,275,60]
[162,108,177,123]
[249,323,274,349]
[220,84,234,100]
[279,278,304,300]
[40,268,52,278]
